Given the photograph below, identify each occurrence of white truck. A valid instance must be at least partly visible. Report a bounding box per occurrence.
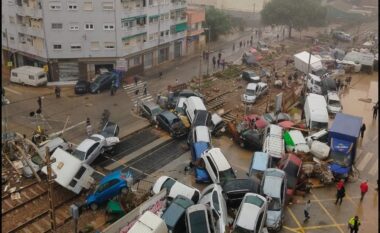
[294,51,326,76]
[10,66,47,86]
[304,93,329,130]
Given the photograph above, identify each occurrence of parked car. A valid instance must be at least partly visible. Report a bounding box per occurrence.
[74,80,90,94]
[277,153,302,201]
[239,129,263,150]
[222,177,261,208]
[90,72,117,94]
[261,168,287,232]
[241,82,268,104]
[86,169,130,210]
[199,184,228,233]
[200,148,236,184]
[152,176,201,203]
[156,111,187,138]
[174,96,187,115]
[72,134,119,165]
[185,204,215,233]
[241,70,260,83]
[190,142,212,183]
[210,113,226,137]
[232,193,268,233]
[257,41,269,52]
[138,101,163,124]
[161,195,194,233]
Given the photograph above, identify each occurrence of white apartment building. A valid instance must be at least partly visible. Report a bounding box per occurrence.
[2,0,187,81]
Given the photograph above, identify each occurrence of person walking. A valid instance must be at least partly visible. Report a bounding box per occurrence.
[303,200,311,222]
[143,83,147,95]
[359,180,369,201]
[373,102,378,119]
[159,71,163,79]
[134,76,138,86]
[86,118,93,136]
[335,185,345,205]
[221,59,225,71]
[54,86,61,98]
[37,96,42,112]
[212,56,216,70]
[110,80,116,96]
[243,41,246,47]
[217,58,220,69]
[175,78,179,85]
[218,52,222,60]
[232,43,235,51]
[239,41,242,48]
[348,216,361,233]
[360,123,366,138]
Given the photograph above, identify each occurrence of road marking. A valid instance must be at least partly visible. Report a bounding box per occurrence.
[4,87,21,95]
[357,152,373,170]
[368,160,378,175]
[286,207,305,233]
[296,223,346,230]
[310,192,344,233]
[282,226,299,233]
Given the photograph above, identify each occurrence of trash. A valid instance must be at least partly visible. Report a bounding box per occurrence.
[9,187,17,193]
[12,161,24,169]
[3,184,9,192]
[11,192,21,200]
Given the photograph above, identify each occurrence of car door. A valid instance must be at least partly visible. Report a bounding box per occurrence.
[85,142,100,164]
[162,116,171,131]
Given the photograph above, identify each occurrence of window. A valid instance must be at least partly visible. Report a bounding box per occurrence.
[53,44,62,50]
[69,24,79,31]
[160,31,164,37]
[9,16,15,24]
[90,41,100,50]
[28,75,34,80]
[133,56,141,65]
[12,72,18,77]
[102,2,114,10]
[51,23,63,29]
[70,44,81,50]
[67,2,78,10]
[49,1,62,10]
[104,42,115,49]
[206,157,218,176]
[84,23,94,30]
[83,1,93,11]
[103,24,115,31]
[10,36,15,41]
[165,30,169,36]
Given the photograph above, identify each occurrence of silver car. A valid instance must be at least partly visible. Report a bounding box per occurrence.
[261,168,287,232]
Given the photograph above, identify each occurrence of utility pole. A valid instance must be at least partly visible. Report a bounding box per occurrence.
[156,1,161,66]
[46,147,57,232]
[198,52,202,90]
[305,48,312,94]
[205,27,211,76]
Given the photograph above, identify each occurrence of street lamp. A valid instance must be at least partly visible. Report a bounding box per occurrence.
[204,27,211,76]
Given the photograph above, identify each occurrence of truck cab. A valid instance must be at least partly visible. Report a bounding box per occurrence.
[326,92,342,115]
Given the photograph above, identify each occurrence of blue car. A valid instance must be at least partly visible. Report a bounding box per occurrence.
[86,170,130,210]
[190,142,211,183]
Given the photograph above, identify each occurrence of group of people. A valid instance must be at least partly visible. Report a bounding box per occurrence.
[133,76,148,96]
[211,52,226,71]
[302,179,369,233]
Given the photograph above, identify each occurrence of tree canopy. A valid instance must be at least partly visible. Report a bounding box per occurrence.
[205,7,232,42]
[261,0,327,38]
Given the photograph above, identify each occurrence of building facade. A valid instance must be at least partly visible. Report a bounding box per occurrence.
[2,0,188,81]
[187,0,269,13]
[186,7,205,55]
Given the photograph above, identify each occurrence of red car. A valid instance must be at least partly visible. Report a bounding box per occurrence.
[277,153,302,202]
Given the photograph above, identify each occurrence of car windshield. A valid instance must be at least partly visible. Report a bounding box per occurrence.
[72,149,86,161]
[189,211,210,233]
[151,107,162,115]
[330,151,351,167]
[245,89,256,96]
[268,197,281,211]
[328,99,341,106]
[232,225,252,233]
[162,178,176,190]
[220,168,236,182]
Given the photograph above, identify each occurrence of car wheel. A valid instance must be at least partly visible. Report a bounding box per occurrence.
[90,203,98,211]
[121,187,128,194]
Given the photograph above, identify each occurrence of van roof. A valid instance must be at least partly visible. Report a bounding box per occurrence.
[186,96,206,110]
[206,148,231,171]
[11,66,44,74]
[246,83,257,90]
[194,126,210,142]
[306,93,327,108]
[129,211,166,233]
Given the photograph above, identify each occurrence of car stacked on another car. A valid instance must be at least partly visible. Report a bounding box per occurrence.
[156,111,187,138]
[185,204,215,233]
[222,177,261,209]
[200,148,236,184]
[161,195,194,233]
[152,176,201,203]
[277,153,303,203]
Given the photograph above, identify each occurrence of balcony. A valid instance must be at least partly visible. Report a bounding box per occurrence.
[123,25,147,36]
[187,28,204,37]
[18,24,44,38]
[16,5,43,19]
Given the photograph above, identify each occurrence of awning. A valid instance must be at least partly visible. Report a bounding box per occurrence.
[121,32,147,41]
[149,14,160,19]
[174,23,187,32]
[121,15,146,22]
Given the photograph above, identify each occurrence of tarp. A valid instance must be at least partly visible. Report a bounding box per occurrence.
[329,163,350,175]
[329,113,362,142]
[283,131,294,146]
[343,51,375,66]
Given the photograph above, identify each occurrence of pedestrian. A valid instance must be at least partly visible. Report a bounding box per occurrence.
[247,40,249,46]
[86,117,91,126]
[360,123,366,138]
[255,30,258,36]
[37,96,42,112]
[277,34,279,40]
[348,216,361,233]
[222,59,225,70]
[336,79,341,91]
[239,41,242,48]
[143,86,147,95]
[360,179,369,201]
[110,80,116,96]
[232,43,235,51]
[135,89,139,95]
[303,200,311,222]
[134,76,138,86]
[218,52,222,60]
[217,59,220,68]
[202,50,206,60]
[243,41,246,47]
[250,39,252,46]
[86,121,93,136]
[212,56,216,69]
[337,179,344,191]
[335,185,345,205]
[250,35,253,41]
[175,78,179,85]
[54,86,61,98]
[373,102,378,119]
[159,71,163,79]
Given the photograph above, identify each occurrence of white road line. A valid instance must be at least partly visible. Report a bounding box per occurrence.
[357,152,373,170]
[4,87,22,95]
[369,159,378,175]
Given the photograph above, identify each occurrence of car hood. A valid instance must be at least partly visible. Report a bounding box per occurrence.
[242,94,257,102]
[266,210,282,227]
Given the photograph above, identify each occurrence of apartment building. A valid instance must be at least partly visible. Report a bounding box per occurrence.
[187,0,269,13]
[186,7,205,54]
[2,0,188,81]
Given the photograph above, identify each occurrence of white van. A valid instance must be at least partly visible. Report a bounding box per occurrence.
[10,66,47,86]
[200,148,236,184]
[187,125,211,145]
[183,96,207,123]
[304,93,329,130]
[128,211,168,233]
[41,148,95,194]
[306,73,322,94]
[262,124,285,160]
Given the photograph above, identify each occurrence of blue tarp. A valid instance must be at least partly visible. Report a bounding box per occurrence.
[329,163,350,175]
[329,113,362,142]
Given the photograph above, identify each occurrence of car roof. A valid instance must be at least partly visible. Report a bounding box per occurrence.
[246,83,257,90]
[251,152,269,171]
[236,194,266,230]
[205,148,231,171]
[162,195,193,227]
[263,175,283,198]
[194,126,210,142]
[160,111,178,121]
[99,169,123,185]
[143,101,160,109]
[222,178,260,193]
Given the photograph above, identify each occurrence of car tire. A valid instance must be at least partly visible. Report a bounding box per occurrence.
[90,203,98,211]
[121,187,128,194]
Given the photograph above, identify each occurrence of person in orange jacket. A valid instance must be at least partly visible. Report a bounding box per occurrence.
[360,180,369,201]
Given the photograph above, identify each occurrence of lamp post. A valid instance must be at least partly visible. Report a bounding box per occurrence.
[204,26,211,76]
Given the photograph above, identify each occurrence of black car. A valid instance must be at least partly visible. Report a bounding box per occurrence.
[321,77,337,96]
[192,110,211,128]
[239,129,263,150]
[241,71,260,83]
[222,177,261,208]
[74,80,90,94]
[157,111,187,138]
[90,72,117,94]
[138,101,163,124]
[167,89,203,109]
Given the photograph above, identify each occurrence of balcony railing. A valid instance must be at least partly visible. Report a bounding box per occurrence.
[16,5,43,19]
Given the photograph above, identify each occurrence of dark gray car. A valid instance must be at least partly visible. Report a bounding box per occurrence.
[138,101,163,124]
[156,111,188,138]
[162,195,194,233]
[222,177,261,209]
